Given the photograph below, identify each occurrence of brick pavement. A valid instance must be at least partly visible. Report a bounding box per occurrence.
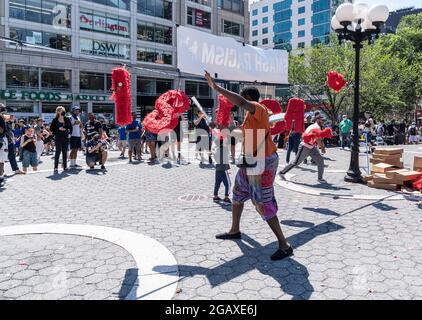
[0,145,421,299]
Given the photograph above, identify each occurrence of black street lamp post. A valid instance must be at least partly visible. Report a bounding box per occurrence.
[331,2,389,183]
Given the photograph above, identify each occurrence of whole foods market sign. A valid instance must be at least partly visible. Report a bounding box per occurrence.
[0,90,109,102]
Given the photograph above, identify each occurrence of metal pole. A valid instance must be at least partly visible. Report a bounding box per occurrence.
[345,41,363,183]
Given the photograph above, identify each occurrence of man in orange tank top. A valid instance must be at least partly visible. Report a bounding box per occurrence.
[204,71,293,261]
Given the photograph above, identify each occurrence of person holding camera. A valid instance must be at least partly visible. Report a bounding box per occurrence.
[86,132,107,171]
[204,71,292,261]
[21,126,38,173]
[50,106,72,173]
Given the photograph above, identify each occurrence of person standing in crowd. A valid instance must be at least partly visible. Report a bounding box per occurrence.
[84,113,103,143]
[50,106,72,173]
[408,122,418,144]
[194,110,212,165]
[143,128,157,164]
[212,128,231,204]
[34,118,48,162]
[99,117,110,140]
[339,114,352,150]
[0,104,8,183]
[279,115,327,184]
[14,119,25,159]
[20,126,38,173]
[86,132,107,170]
[285,121,302,164]
[43,125,53,155]
[117,125,127,158]
[0,104,24,177]
[173,115,184,163]
[205,71,293,261]
[126,112,142,163]
[69,106,84,168]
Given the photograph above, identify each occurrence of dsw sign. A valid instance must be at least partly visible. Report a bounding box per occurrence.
[80,39,128,59]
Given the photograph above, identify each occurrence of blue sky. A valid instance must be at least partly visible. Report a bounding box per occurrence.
[249,1,421,11]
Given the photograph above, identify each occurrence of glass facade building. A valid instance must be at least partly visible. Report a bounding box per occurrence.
[250,0,345,51]
[1,0,249,122]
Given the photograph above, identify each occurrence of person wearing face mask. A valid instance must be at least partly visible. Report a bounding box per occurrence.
[50,106,72,173]
[86,132,107,170]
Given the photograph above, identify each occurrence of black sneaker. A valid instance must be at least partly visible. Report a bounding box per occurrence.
[271,246,294,261]
[223,197,232,204]
[213,196,222,202]
[216,232,241,240]
[101,165,106,170]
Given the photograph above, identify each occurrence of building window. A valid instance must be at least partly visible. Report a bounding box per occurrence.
[262,17,268,24]
[298,18,305,26]
[262,38,268,45]
[79,9,130,38]
[298,42,305,48]
[252,19,258,26]
[188,0,211,6]
[298,0,305,2]
[9,27,71,52]
[41,69,71,90]
[187,7,211,29]
[185,81,210,97]
[80,39,130,60]
[137,22,172,45]
[311,23,331,38]
[274,20,292,33]
[312,10,331,25]
[137,78,155,95]
[298,30,305,37]
[137,0,172,20]
[221,0,244,15]
[4,102,36,114]
[252,9,258,16]
[298,6,305,14]
[85,0,129,10]
[9,0,71,28]
[312,0,330,13]
[6,65,39,88]
[252,40,258,46]
[137,48,173,65]
[156,80,173,94]
[222,20,243,37]
[252,30,258,36]
[274,9,292,22]
[262,27,268,34]
[273,0,292,12]
[262,6,268,13]
[80,72,105,92]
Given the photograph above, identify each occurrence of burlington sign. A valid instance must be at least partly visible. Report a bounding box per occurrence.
[177,26,288,84]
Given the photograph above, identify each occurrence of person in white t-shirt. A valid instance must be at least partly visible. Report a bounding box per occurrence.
[69,106,83,168]
[279,115,327,183]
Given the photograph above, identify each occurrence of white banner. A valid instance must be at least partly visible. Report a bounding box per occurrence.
[177,26,288,84]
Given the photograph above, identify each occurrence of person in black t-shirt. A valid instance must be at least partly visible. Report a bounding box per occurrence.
[84,113,103,142]
[20,126,38,172]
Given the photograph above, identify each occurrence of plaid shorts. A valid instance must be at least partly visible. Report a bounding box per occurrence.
[232,152,279,221]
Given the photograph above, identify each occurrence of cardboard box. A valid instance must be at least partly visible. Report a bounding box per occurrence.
[373,148,404,155]
[370,158,403,168]
[395,170,422,182]
[386,169,409,179]
[414,156,422,171]
[363,175,373,182]
[372,154,402,162]
[367,180,398,191]
[373,174,394,184]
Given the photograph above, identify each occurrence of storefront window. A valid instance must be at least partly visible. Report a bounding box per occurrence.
[9,0,71,28]
[137,78,155,95]
[137,48,173,65]
[4,101,37,113]
[187,7,211,29]
[137,0,172,20]
[41,69,71,90]
[156,80,172,94]
[41,102,72,114]
[198,83,211,97]
[10,27,71,52]
[80,72,105,92]
[185,82,198,96]
[6,65,39,88]
[93,104,115,122]
[188,0,211,6]
[80,38,130,60]
[137,22,172,45]
[79,9,130,37]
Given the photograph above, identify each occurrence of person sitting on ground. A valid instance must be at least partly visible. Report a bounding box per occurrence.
[86,132,107,170]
